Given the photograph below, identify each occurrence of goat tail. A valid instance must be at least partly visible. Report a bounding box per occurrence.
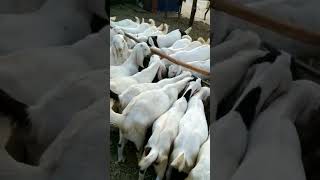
[163,24,169,34]
[135,16,140,24]
[184,27,192,35]
[139,148,158,170]
[110,108,124,129]
[171,152,186,172]
[197,37,206,44]
[149,19,156,26]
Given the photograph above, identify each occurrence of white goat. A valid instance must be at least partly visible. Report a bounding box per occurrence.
[212,111,248,180]
[167,87,210,178]
[118,71,192,109]
[110,55,166,95]
[168,59,210,80]
[160,38,193,55]
[162,45,210,67]
[138,97,188,180]
[212,49,267,104]
[3,69,106,164]
[130,24,169,39]
[147,28,192,48]
[231,52,293,120]
[110,77,192,162]
[110,26,124,43]
[110,34,130,66]
[111,16,140,28]
[118,19,156,34]
[0,26,109,105]
[110,42,151,79]
[185,136,210,180]
[125,36,137,49]
[0,98,107,180]
[230,85,308,180]
[212,29,261,63]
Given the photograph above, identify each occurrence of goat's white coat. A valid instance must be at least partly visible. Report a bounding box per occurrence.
[119,71,192,109]
[110,34,130,66]
[110,42,150,79]
[24,69,106,163]
[139,97,188,180]
[110,56,164,95]
[0,26,108,105]
[111,77,192,162]
[186,136,210,180]
[148,28,191,48]
[212,29,261,63]
[169,87,210,173]
[212,111,248,180]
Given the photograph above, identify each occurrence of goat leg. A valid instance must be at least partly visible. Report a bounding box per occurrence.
[117,131,127,162]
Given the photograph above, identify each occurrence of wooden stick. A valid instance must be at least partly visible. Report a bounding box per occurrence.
[112,26,210,76]
[212,0,320,46]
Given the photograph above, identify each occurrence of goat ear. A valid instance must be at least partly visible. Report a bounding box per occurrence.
[88,0,108,19]
[148,38,155,47]
[234,87,262,129]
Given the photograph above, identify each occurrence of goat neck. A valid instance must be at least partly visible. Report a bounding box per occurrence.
[163,77,192,100]
[132,60,161,83]
[212,49,267,104]
[190,87,210,103]
[157,71,192,87]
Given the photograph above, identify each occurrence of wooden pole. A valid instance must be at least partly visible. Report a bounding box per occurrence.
[189,0,197,26]
[110,26,210,76]
[212,0,320,46]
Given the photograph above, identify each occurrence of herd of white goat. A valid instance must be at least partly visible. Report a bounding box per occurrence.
[212,28,320,180]
[0,0,109,179]
[110,16,211,180]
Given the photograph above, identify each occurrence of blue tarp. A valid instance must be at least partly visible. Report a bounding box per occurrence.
[157,0,180,12]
